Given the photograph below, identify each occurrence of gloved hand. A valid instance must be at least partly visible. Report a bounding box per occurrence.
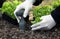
[14,0,35,23]
[31,15,56,30]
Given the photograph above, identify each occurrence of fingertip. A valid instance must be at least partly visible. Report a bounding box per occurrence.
[31,25,35,28]
[23,14,27,18]
[31,28,37,31]
[40,16,43,19]
[31,28,34,31]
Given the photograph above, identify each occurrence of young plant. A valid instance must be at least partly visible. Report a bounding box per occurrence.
[2,0,22,19]
[51,0,60,8]
[31,0,60,24]
[31,5,53,24]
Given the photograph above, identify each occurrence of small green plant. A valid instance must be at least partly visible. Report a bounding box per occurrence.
[31,5,54,24]
[2,0,22,19]
[1,0,60,24]
[31,0,60,24]
[51,0,60,8]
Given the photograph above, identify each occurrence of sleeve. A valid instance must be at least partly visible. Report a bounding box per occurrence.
[0,0,6,8]
[51,6,60,25]
[33,0,43,6]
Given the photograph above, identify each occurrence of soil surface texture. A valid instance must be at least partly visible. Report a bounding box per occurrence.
[0,13,60,39]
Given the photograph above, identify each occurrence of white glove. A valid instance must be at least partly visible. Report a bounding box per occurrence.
[31,15,56,30]
[14,0,35,23]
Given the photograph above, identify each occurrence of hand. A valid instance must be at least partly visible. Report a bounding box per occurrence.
[14,0,35,23]
[31,15,56,30]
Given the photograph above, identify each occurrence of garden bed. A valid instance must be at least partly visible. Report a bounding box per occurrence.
[0,12,60,39]
[0,0,60,39]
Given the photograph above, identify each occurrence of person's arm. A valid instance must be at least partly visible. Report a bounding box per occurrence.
[31,6,60,30]
[51,6,60,25]
[0,0,6,8]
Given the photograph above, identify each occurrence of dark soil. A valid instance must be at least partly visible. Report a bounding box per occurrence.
[0,13,60,39]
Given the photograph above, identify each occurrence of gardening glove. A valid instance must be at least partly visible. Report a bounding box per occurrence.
[31,15,56,30]
[14,0,35,23]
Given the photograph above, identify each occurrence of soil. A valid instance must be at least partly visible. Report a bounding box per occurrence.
[0,12,60,39]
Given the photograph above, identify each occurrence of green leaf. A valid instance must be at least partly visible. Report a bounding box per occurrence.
[2,0,22,19]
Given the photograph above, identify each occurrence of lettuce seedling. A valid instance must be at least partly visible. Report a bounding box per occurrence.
[2,0,22,19]
[51,0,60,8]
[31,5,53,24]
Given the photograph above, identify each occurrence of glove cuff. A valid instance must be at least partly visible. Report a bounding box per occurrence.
[48,15,56,24]
[51,6,60,24]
